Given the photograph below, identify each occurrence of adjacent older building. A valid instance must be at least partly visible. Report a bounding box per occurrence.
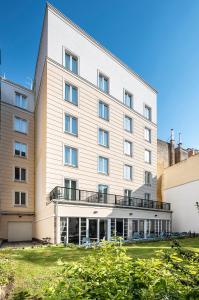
[0,78,35,241]
[0,3,172,243]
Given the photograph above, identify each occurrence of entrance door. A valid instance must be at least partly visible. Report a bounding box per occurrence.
[89,219,98,241]
[116,219,123,237]
[65,179,77,200]
[99,219,108,240]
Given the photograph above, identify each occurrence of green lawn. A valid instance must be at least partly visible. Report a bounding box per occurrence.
[1,237,199,297]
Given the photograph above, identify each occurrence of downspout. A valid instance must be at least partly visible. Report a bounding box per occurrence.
[54,200,59,244]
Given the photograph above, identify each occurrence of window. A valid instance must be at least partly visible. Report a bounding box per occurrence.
[124,164,132,181]
[65,51,78,74]
[14,167,26,181]
[124,91,132,108]
[144,105,152,121]
[98,184,108,202]
[98,156,108,175]
[145,127,151,143]
[15,192,26,206]
[124,115,132,133]
[99,101,109,121]
[145,171,152,185]
[65,179,77,200]
[64,146,78,167]
[14,117,28,134]
[98,73,109,93]
[98,128,109,147]
[14,142,27,158]
[144,149,151,164]
[15,93,27,109]
[144,193,151,201]
[124,189,132,198]
[124,140,132,156]
[65,114,78,135]
[65,83,78,105]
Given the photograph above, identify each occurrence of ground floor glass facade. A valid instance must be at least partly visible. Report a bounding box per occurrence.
[60,217,171,244]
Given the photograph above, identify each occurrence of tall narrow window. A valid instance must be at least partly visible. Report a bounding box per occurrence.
[124,140,132,156]
[98,73,109,93]
[98,128,109,147]
[144,193,151,201]
[14,142,27,158]
[144,149,151,164]
[14,167,26,181]
[98,156,109,175]
[64,146,78,167]
[14,117,28,134]
[65,83,78,105]
[98,184,108,203]
[124,91,132,108]
[124,165,132,181]
[65,114,78,136]
[15,93,27,109]
[124,115,132,133]
[144,105,152,121]
[15,192,26,206]
[65,52,78,74]
[145,127,151,143]
[99,101,109,121]
[145,171,152,185]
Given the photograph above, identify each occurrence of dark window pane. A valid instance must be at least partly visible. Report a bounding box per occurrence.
[21,193,26,205]
[21,169,26,181]
[68,218,79,244]
[72,57,78,74]
[15,168,20,180]
[15,192,20,204]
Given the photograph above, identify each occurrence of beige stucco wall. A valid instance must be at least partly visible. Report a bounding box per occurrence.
[44,59,157,200]
[162,154,199,191]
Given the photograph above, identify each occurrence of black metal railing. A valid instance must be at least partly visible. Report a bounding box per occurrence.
[50,186,171,211]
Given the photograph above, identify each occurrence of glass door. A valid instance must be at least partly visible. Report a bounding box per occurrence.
[99,219,107,240]
[89,219,98,242]
[65,179,77,200]
[98,185,108,203]
[124,189,133,205]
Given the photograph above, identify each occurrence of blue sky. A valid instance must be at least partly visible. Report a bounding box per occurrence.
[1,0,199,148]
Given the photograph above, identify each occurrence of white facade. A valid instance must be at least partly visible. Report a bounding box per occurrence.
[163,180,199,233]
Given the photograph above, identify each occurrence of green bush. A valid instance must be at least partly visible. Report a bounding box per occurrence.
[46,241,133,299]
[45,240,199,300]
[0,254,14,286]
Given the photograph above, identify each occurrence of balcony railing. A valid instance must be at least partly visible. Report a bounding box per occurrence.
[50,186,171,211]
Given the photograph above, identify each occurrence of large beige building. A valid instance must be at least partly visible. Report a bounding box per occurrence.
[0,3,172,243]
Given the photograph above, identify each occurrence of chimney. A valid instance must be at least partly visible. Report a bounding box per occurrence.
[169,129,175,166]
[175,132,187,163]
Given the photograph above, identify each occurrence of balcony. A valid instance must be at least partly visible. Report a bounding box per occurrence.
[50,186,171,211]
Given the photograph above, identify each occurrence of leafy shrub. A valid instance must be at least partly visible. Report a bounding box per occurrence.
[46,241,133,299]
[0,254,14,286]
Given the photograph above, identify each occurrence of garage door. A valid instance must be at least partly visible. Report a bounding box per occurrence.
[8,222,32,242]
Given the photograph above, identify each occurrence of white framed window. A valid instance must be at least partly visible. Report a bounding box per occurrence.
[14,117,28,134]
[98,73,109,93]
[124,115,132,133]
[64,146,78,167]
[65,51,78,74]
[14,142,27,158]
[65,83,78,105]
[144,193,151,201]
[99,101,109,121]
[144,105,152,121]
[124,164,132,181]
[15,93,27,109]
[98,128,109,147]
[124,189,133,198]
[124,140,132,157]
[144,149,151,164]
[65,114,78,136]
[145,171,152,185]
[124,90,133,108]
[98,156,109,175]
[144,127,151,143]
[14,191,26,206]
[14,167,26,181]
